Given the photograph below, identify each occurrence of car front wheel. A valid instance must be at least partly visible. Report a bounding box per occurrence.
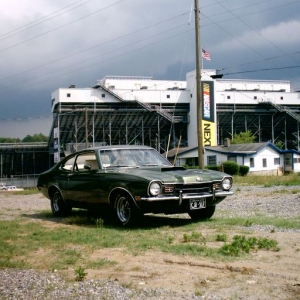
[114,193,137,226]
[51,190,71,217]
[188,206,216,220]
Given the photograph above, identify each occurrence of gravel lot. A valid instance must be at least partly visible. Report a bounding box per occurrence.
[0,185,299,300]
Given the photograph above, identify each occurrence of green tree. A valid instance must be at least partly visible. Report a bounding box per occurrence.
[0,137,21,143]
[231,130,256,144]
[275,141,284,150]
[22,133,48,142]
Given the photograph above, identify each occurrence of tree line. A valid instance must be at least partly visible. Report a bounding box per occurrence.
[0,133,48,143]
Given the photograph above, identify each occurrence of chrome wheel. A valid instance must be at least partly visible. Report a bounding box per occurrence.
[50,190,71,217]
[115,194,133,226]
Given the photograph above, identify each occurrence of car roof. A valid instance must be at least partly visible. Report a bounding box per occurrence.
[80,145,154,152]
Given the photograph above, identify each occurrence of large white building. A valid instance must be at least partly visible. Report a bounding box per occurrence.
[50,70,300,163]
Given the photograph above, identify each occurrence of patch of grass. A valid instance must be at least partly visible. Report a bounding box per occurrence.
[233,173,300,186]
[182,231,206,244]
[219,235,280,256]
[6,188,40,195]
[215,233,227,242]
[213,216,300,230]
[0,208,298,271]
[86,258,117,269]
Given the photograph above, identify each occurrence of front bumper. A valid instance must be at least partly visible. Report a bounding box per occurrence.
[141,189,234,203]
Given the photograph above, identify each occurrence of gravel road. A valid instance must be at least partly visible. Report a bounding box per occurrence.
[0,185,299,300]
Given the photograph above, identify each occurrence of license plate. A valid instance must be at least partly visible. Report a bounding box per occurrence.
[190,198,206,210]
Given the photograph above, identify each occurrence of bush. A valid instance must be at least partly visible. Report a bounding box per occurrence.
[239,165,249,176]
[206,165,219,171]
[222,161,239,175]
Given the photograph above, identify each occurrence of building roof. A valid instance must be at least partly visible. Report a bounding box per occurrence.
[164,147,191,158]
[205,142,276,156]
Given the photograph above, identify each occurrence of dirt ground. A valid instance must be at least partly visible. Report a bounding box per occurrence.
[0,189,299,299]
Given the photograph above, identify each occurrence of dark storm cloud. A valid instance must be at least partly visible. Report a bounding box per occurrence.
[0,0,300,138]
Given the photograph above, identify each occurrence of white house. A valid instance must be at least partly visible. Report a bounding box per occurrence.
[167,142,300,175]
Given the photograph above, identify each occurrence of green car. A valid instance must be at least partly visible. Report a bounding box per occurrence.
[37,145,234,226]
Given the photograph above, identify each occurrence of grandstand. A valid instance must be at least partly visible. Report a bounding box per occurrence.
[1,71,300,184]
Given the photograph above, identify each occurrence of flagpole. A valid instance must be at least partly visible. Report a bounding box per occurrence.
[194,0,204,169]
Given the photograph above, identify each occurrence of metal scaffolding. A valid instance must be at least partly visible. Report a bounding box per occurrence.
[217,102,300,150]
[48,98,190,163]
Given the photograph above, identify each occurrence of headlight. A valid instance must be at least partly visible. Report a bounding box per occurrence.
[149,182,161,196]
[222,178,232,190]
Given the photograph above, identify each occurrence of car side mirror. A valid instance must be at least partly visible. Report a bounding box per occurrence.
[84,164,92,171]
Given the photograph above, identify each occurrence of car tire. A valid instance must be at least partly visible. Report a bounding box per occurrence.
[51,190,72,217]
[188,206,216,220]
[114,193,137,226]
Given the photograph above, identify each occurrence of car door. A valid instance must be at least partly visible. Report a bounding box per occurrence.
[64,151,103,203]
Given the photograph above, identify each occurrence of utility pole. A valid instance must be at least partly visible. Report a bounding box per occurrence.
[194,0,204,169]
[85,107,89,149]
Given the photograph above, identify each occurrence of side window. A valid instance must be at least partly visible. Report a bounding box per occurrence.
[227,156,237,163]
[207,155,217,166]
[75,152,98,172]
[61,156,76,171]
[250,158,254,168]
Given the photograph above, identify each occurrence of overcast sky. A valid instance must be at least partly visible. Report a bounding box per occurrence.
[0,0,300,138]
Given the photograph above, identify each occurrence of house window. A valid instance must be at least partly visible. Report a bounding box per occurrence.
[101,94,105,98]
[227,95,231,99]
[250,158,254,168]
[167,95,170,99]
[67,93,71,97]
[207,155,217,166]
[227,156,237,163]
[254,96,257,100]
[280,96,284,100]
[274,157,280,165]
[262,158,267,167]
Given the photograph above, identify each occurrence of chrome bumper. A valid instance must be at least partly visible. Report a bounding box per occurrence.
[141,190,234,203]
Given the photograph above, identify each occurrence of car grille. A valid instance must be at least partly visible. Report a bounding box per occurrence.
[163,183,216,195]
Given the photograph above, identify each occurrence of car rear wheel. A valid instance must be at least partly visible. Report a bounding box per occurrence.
[51,190,72,217]
[114,193,137,226]
[188,206,216,220]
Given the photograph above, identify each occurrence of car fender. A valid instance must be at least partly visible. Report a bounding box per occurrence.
[48,183,67,202]
[108,187,139,209]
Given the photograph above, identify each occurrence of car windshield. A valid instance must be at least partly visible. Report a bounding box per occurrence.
[98,148,171,168]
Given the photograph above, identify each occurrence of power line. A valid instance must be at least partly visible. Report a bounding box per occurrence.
[223,65,300,76]
[0,0,126,54]
[0,0,95,41]
[0,11,190,83]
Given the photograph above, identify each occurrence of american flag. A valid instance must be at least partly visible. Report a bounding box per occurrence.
[202,48,211,61]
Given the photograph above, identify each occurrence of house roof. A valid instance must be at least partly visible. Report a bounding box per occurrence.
[205,142,277,156]
[164,147,191,158]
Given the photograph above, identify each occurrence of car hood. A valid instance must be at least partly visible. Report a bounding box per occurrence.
[121,166,229,183]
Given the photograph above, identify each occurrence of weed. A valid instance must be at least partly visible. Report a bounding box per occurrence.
[74,266,87,281]
[244,220,253,227]
[216,233,227,242]
[95,218,104,228]
[219,235,280,256]
[168,235,175,244]
[182,231,206,244]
